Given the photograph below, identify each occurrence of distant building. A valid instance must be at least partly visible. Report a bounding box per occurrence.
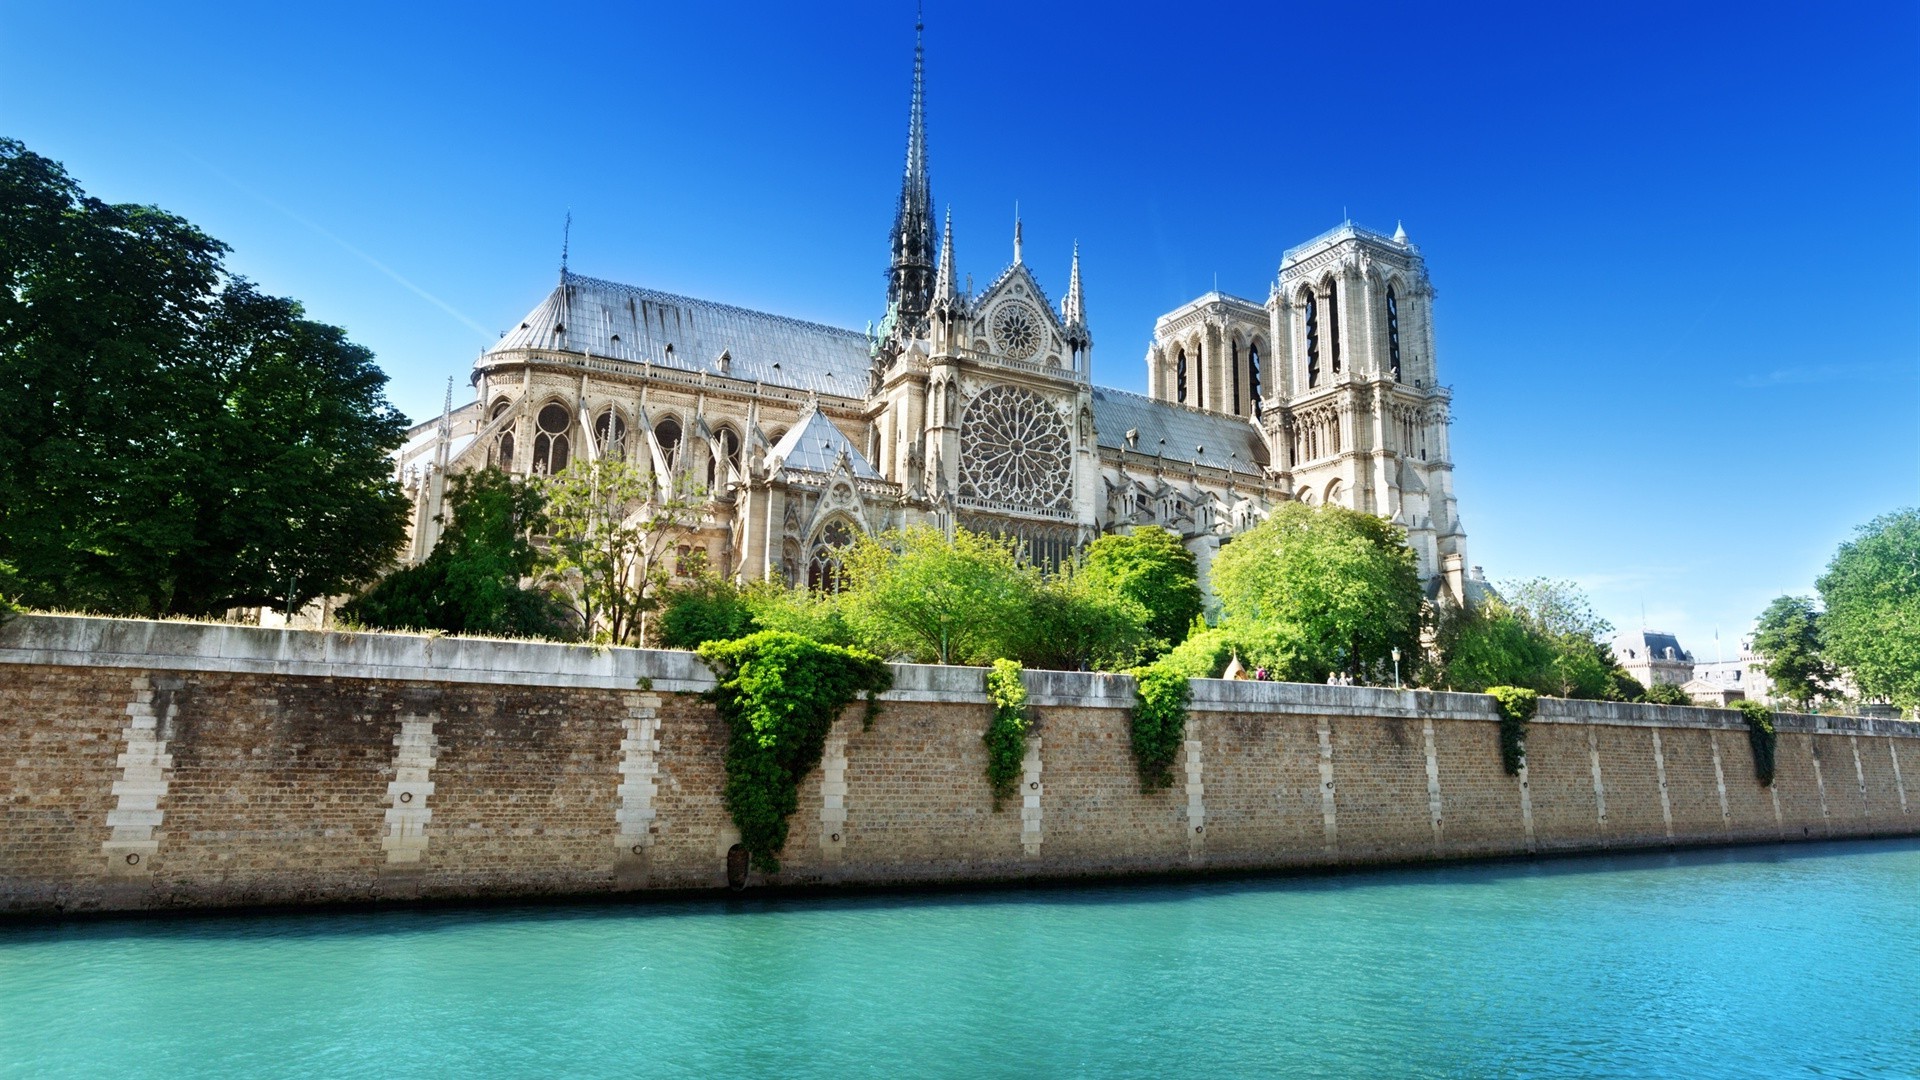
[1612,630,1694,688]
[1687,634,1770,707]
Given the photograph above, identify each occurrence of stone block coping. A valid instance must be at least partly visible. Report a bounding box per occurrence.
[2,614,1914,738]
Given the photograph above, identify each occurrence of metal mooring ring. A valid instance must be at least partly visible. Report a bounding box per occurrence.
[125,852,140,865]
[631,844,644,856]
[400,792,413,803]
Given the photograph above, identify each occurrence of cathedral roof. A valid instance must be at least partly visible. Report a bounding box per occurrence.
[770,407,881,479]
[488,272,871,398]
[1090,387,1268,476]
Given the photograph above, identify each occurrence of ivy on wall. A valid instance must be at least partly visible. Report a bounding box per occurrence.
[1733,699,1778,786]
[697,631,892,873]
[983,659,1030,810]
[1130,661,1192,791]
[1486,686,1538,776]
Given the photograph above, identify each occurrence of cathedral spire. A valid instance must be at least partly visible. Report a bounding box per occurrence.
[1063,241,1084,326]
[885,10,936,338]
[933,206,956,305]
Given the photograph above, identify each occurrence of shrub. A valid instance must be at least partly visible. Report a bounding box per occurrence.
[696,631,892,873]
[1641,682,1692,706]
[1733,699,1777,786]
[1486,685,1538,776]
[982,659,1030,810]
[741,580,859,647]
[1082,526,1204,660]
[657,574,757,650]
[1013,565,1150,672]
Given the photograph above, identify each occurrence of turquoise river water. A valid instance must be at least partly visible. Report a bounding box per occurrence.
[3,839,1918,1078]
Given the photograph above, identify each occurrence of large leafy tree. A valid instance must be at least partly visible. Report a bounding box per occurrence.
[1817,509,1920,713]
[342,468,567,637]
[1750,594,1834,710]
[1427,595,1558,693]
[0,139,409,615]
[1498,578,1627,700]
[839,525,1035,665]
[1082,526,1204,658]
[1209,502,1423,682]
[540,459,704,645]
[1016,562,1151,672]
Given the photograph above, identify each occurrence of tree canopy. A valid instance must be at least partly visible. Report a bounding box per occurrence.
[1817,508,1920,712]
[539,458,703,645]
[0,138,409,615]
[1082,526,1204,659]
[1208,502,1423,682]
[839,525,1034,666]
[341,468,567,638]
[1750,595,1834,710]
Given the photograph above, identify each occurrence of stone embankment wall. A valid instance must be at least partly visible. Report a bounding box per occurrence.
[3,616,1916,915]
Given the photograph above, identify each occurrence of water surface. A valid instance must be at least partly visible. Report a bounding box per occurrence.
[4,840,1917,1078]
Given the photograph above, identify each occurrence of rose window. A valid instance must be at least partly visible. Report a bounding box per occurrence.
[958,384,1072,509]
[991,301,1043,361]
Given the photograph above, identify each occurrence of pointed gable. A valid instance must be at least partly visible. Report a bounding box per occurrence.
[770,408,880,479]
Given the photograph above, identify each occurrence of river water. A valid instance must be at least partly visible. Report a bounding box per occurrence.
[3,839,1917,1078]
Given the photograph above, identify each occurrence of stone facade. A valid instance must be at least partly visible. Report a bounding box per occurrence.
[4,616,1916,915]
[392,30,1472,603]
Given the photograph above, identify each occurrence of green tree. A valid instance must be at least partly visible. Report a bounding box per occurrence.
[839,525,1034,665]
[741,580,859,647]
[1641,682,1692,706]
[540,459,704,645]
[1015,563,1151,672]
[657,572,757,650]
[1427,596,1557,693]
[1501,578,1625,699]
[0,139,409,615]
[1749,595,1835,710]
[341,468,566,637]
[1208,502,1422,682]
[1817,509,1920,713]
[1083,526,1204,658]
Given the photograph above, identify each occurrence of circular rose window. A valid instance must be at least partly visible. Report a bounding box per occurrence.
[959,384,1072,509]
[991,301,1044,361]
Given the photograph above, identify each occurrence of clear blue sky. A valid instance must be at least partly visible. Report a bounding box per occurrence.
[6,1,1916,654]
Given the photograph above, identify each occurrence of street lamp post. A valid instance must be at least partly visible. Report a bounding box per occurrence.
[1392,646,1402,690]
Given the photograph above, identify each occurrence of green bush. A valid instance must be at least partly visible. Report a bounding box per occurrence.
[1486,686,1538,776]
[696,631,892,873]
[1641,682,1692,706]
[1158,626,1237,680]
[1733,699,1777,786]
[657,574,757,650]
[1130,659,1193,791]
[983,659,1030,810]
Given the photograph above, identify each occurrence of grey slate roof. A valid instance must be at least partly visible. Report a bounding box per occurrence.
[1613,630,1693,663]
[770,408,880,479]
[1090,386,1268,476]
[490,272,872,397]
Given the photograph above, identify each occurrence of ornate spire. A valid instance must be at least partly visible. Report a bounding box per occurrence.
[1012,206,1023,265]
[933,207,957,307]
[1063,242,1084,325]
[885,11,936,339]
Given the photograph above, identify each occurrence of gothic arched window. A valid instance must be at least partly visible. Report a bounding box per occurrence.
[655,416,682,470]
[1249,342,1263,416]
[1304,294,1321,388]
[807,519,856,592]
[1326,280,1341,374]
[1176,348,1188,403]
[1386,285,1402,382]
[491,400,516,468]
[532,403,571,475]
[593,410,628,460]
[1230,342,1241,415]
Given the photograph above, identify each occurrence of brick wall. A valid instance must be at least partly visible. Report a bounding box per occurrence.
[3,616,1916,915]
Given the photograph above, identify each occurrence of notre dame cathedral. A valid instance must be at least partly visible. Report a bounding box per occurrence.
[396,23,1475,606]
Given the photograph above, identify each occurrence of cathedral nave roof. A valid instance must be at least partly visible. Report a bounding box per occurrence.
[488,272,872,398]
[1089,386,1268,477]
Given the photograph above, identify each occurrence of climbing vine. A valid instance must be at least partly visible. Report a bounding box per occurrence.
[697,631,892,873]
[983,659,1030,810]
[1733,699,1777,786]
[1486,685,1538,776]
[1130,658,1192,791]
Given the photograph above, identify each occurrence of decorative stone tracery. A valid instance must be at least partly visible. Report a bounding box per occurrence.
[958,384,1072,510]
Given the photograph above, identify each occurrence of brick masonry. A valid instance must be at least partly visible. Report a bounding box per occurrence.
[2,616,1917,915]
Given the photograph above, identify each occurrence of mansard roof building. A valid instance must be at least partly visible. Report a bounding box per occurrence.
[395,24,1473,605]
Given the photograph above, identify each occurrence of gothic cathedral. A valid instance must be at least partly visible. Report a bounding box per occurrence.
[396,24,1476,606]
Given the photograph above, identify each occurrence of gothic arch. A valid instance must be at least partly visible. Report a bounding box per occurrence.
[592,406,629,461]
[1324,478,1344,506]
[530,398,574,475]
[805,515,859,592]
